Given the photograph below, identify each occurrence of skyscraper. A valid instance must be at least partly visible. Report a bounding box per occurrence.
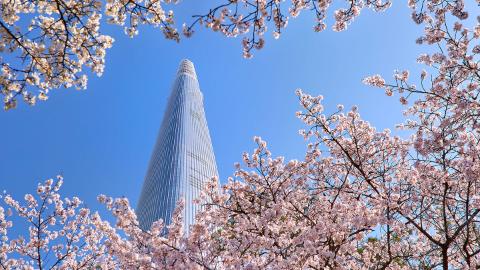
[136,59,218,231]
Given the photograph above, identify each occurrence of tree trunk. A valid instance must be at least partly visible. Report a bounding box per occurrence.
[442,247,448,270]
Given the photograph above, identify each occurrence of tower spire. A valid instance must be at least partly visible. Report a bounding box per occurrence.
[177,59,197,79]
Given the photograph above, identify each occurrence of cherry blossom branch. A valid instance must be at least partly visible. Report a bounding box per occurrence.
[183,0,391,58]
[0,0,178,110]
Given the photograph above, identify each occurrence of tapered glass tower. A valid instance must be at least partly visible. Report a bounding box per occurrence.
[136,59,218,231]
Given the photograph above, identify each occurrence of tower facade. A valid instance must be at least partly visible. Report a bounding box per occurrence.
[136,59,218,231]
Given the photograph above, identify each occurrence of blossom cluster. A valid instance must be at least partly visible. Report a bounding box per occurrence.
[105,0,179,40]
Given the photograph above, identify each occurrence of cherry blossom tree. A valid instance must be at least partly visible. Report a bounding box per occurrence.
[360,1,480,266]
[0,176,115,269]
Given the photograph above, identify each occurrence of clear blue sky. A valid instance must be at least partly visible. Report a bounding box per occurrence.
[1,3,425,216]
